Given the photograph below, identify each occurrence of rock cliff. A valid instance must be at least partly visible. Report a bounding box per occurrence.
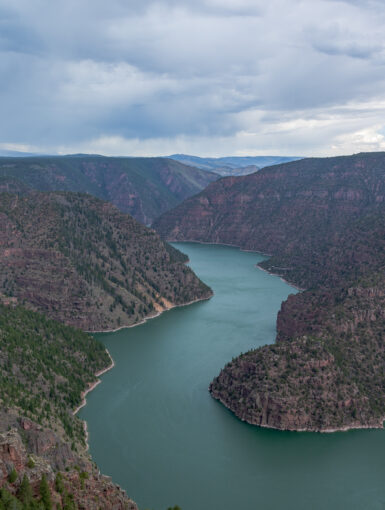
[0,410,137,509]
[0,304,137,509]
[210,277,385,431]
[154,152,385,287]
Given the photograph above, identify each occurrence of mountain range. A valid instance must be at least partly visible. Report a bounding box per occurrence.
[168,154,301,176]
[0,155,218,225]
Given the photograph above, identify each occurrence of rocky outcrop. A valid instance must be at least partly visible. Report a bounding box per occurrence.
[210,276,385,432]
[0,411,137,509]
[0,191,212,331]
[0,306,138,508]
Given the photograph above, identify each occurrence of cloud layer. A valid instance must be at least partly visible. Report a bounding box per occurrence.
[1,0,385,156]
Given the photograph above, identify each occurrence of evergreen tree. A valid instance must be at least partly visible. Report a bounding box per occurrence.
[39,474,52,510]
[55,473,64,494]
[0,488,22,510]
[17,474,32,505]
[8,468,18,484]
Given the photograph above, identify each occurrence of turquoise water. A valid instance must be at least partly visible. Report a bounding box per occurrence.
[81,243,385,510]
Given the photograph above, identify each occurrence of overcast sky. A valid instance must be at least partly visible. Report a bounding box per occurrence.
[1,0,385,157]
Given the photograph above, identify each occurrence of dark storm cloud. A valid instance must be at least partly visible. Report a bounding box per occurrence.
[1,0,385,156]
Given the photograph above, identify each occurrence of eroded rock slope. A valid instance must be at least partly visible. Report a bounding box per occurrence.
[0,191,212,331]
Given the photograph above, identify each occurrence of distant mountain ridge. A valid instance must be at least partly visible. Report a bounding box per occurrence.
[168,154,301,176]
[154,152,385,432]
[0,155,218,224]
[0,149,43,157]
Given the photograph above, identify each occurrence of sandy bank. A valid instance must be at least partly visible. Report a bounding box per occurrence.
[88,293,212,334]
[73,349,115,417]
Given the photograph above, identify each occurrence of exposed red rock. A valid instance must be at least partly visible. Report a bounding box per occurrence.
[0,192,212,331]
[0,412,137,509]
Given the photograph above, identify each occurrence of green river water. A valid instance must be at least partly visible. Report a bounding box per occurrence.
[80,243,385,510]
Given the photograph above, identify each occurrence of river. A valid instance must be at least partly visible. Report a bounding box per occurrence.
[80,243,385,510]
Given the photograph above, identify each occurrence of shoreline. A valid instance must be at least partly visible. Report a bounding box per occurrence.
[77,293,212,447]
[88,293,212,334]
[73,349,115,449]
[256,264,305,292]
[73,349,115,417]
[212,393,385,433]
[167,238,273,258]
[167,238,303,292]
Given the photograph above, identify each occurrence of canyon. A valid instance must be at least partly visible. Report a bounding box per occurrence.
[154,152,385,431]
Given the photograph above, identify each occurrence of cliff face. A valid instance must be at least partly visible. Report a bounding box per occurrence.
[0,411,137,509]
[154,152,385,431]
[0,191,212,331]
[0,155,218,224]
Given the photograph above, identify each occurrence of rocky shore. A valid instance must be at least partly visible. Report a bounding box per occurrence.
[0,410,138,509]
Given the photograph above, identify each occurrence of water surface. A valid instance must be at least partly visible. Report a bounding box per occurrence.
[81,243,385,510]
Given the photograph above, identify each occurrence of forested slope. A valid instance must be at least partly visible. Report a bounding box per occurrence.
[0,304,137,509]
[0,191,212,331]
[0,155,218,224]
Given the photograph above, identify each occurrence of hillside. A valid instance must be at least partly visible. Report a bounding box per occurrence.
[168,154,301,176]
[154,152,385,288]
[0,304,137,509]
[154,152,385,431]
[0,191,212,331]
[210,272,385,431]
[0,155,218,224]
[0,304,109,447]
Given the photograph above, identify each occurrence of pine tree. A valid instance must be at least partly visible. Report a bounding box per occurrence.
[55,473,65,494]
[39,474,52,510]
[17,474,33,505]
[8,467,18,484]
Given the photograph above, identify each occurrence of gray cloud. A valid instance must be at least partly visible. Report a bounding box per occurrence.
[1,0,385,156]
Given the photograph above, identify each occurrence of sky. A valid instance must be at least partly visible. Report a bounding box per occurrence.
[1,0,385,157]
